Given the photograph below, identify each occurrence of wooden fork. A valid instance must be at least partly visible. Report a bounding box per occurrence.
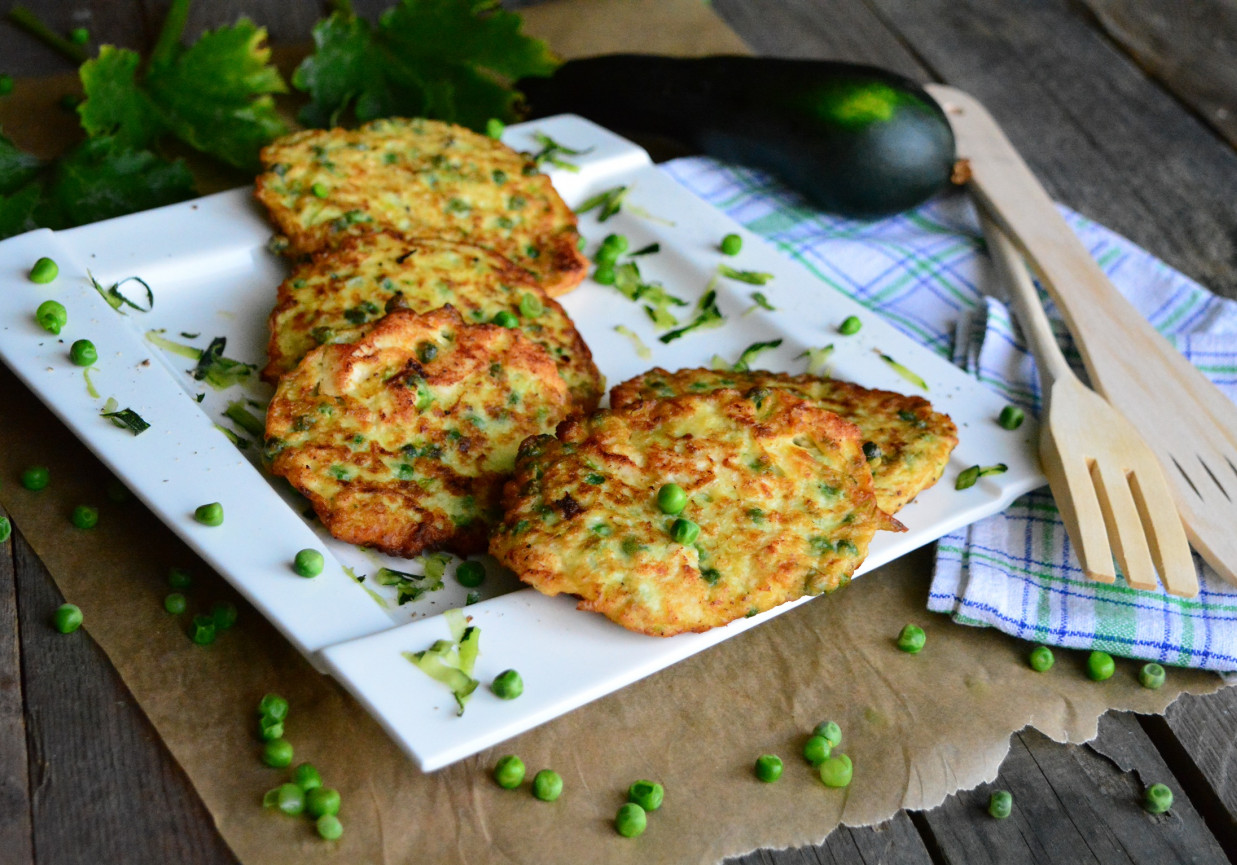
[979,209,1197,596]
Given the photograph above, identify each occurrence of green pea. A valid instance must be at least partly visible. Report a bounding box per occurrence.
[493,755,525,789]
[191,614,216,645]
[862,441,882,461]
[194,501,224,526]
[274,782,305,816]
[670,517,699,545]
[316,814,344,840]
[602,233,629,253]
[69,338,96,366]
[491,310,518,328]
[838,315,862,335]
[53,603,83,633]
[20,465,49,490]
[258,693,289,721]
[293,762,323,791]
[29,256,59,284]
[69,27,90,44]
[720,233,742,255]
[168,566,192,589]
[592,265,616,285]
[0,516,11,544]
[532,769,563,801]
[0,74,13,96]
[485,118,506,139]
[614,802,647,838]
[306,786,341,817]
[1143,782,1173,814]
[593,244,620,266]
[258,716,284,742]
[294,548,325,578]
[812,721,842,749]
[518,293,544,318]
[754,754,783,782]
[36,300,68,334]
[1137,662,1166,689]
[896,623,926,654]
[262,738,294,768]
[211,600,238,630]
[1028,645,1054,672]
[998,405,1025,430]
[311,182,329,198]
[1087,650,1115,681]
[163,592,187,614]
[627,779,664,811]
[818,753,852,787]
[656,483,687,515]
[70,504,98,529]
[491,669,524,700]
[802,735,832,765]
[456,560,486,588]
[988,789,1013,819]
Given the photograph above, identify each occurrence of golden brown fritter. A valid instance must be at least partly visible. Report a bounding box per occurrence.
[611,368,957,513]
[262,232,602,411]
[254,117,587,296]
[490,389,904,636]
[265,306,571,557]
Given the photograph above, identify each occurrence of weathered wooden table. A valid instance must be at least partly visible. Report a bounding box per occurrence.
[3,1,1236,862]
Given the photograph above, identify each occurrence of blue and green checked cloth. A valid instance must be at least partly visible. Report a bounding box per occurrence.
[662,156,1237,672]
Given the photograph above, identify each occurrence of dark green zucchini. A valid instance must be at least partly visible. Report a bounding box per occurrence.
[520,55,957,219]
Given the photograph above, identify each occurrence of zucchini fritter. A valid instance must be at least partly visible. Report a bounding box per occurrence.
[490,389,904,636]
[611,368,958,513]
[265,306,571,557]
[262,232,602,411]
[254,118,587,296]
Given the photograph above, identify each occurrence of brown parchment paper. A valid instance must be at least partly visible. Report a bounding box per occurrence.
[0,1,1227,863]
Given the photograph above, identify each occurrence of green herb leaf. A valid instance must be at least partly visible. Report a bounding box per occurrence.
[192,336,256,390]
[89,273,153,314]
[718,264,774,285]
[576,184,627,222]
[99,397,150,435]
[530,132,590,172]
[743,291,776,315]
[797,344,835,375]
[374,565,445,605]
[658,284,725,344]
[629,242,660,256]
[610,261,685,328]
[614,324,652,359]
[876,350,929,390]
[718,338,783,372]
[224,399,266,439]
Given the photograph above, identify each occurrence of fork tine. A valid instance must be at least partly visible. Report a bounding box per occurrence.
[1128,471,1199,597]
[1040,427,1116,583]
[1089,460,1158,590]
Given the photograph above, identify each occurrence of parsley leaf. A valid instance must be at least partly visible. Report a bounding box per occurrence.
[293,0,558,132]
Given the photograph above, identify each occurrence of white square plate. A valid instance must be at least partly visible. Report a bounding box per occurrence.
[0,115,1043,770]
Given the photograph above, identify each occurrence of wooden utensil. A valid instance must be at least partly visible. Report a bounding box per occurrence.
[929,84,1236,589]
[979,210,1197,595]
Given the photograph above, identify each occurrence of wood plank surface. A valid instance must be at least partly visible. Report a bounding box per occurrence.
[0,513,34,865]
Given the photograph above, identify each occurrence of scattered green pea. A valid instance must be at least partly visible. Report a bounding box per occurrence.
[532,769,563,801]
[1087,650,1115,681]
[1139,662,1166,690]
[670,517,699,545]
[818,753,852,788]
[493,755,525,789]
[274,782,305,816]
[803,735,832,765]
[70,504,98,529]
[593,265,616,285]
[0,516,10,544]
[69,27,90,44]
[491,669,524,700]
[316,814,343,840]
[593,244,620,266]
[602,233,629,253]
[168,566,192,589]
[293,762,323,791]
[194,501,224,526]
[36,300,68,334]
[164,592,187,614]
[754,754,783,783]
[1029,645,1055,672]
[1143,782,1173,814]
[656,483,687,515]
[258,716,284,742]
[293,548,325,578]
[53,602,83,633]
[29,256,59,284]
[896,623,926,654]
[191,614,216,645]
[211,600,238,630]
[838,315,862,335]
[614,802,647,838]
[69,338,97,366]
[627,779,664,812]
[720,233,742,255]
[20,465,49,491]
[262,738,294,769]
[306,786,341,818]
[998,405,1025,430]
[456,560,486,587]
[988,789,1013,819]
[485,118,505,139]
[491,310,518,328]
[0,74,13,96]
[259,693,289,722]
[311,182,329,198]
[518,293,543,318]
[813,721,842,749]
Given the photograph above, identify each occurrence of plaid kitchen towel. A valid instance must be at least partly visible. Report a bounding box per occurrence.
[662,156,1237,672]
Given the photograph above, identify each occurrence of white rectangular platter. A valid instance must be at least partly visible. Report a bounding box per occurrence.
[0,115,1043,770]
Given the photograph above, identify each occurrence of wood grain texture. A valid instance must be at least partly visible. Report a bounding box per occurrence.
[726,813,934,865]
[0,512,33,865]
[0,0,150,76]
